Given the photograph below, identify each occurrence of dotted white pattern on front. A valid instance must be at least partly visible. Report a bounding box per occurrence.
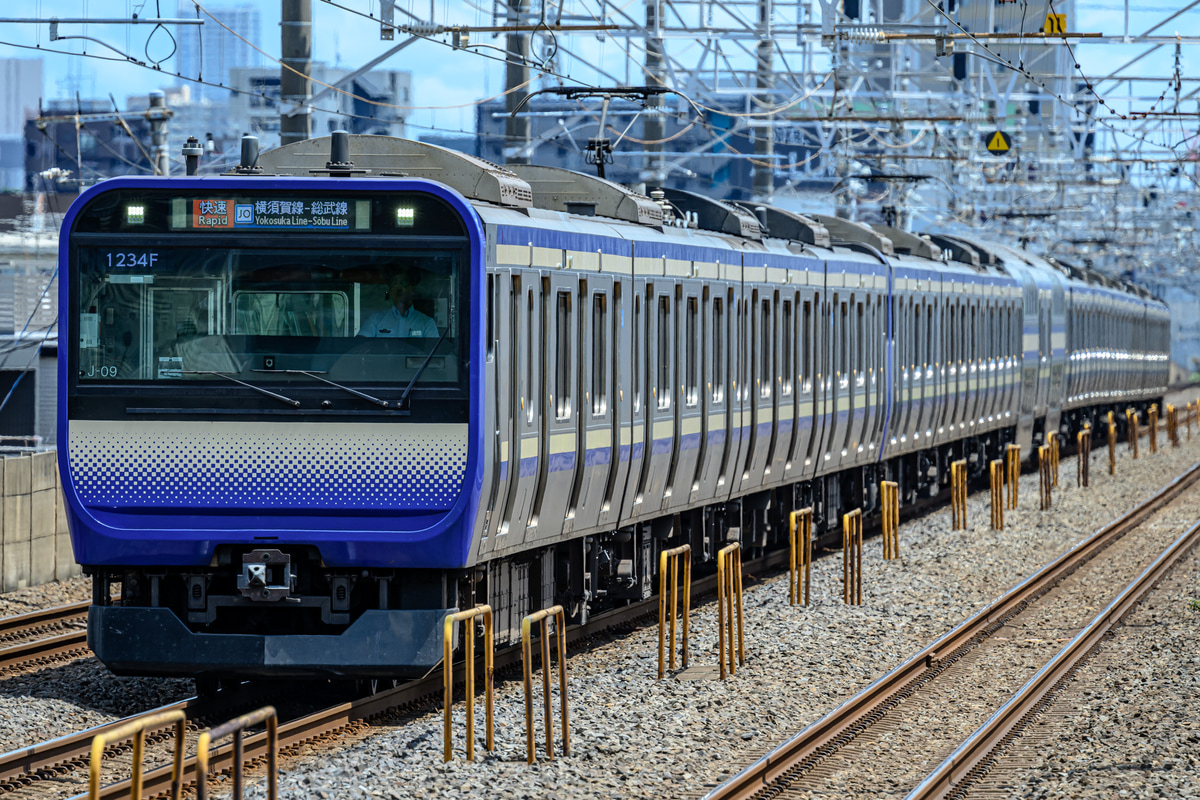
[68,420,469,510]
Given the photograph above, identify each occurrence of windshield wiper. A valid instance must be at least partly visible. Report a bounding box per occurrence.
[256,369,391,408]
[182,371,301,408]
[398,324,451,409]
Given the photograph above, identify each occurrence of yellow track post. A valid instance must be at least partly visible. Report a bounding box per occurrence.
[195,707,278,800]
[1127,408,1139,459]
[1076,424,1091,488]
[1149,404,1159,453]
[521,605,569,764]
[1038,444,1052,510]
[443,605,494,762]
[1005,444,1021,509]
[716,543,745,679]
[88,710,186,800]
[989,459,1004,530]
[842,509,863,605]
[950,459,968,531]
[788,508,814,604]
[1108,411,1117,474]
[657,545,691,678]
[880,482,899,560]
[1049,432,1060,488]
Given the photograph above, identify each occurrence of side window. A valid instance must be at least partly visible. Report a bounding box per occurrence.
[737,298,746,400]
[526,289,535,423]
[840,296,849,381]
[759,298,772,399]
[486,273,495,363]
[970,305,977,363]
[657,294,671,410]
[613,281,621,409]
[801,299,812,392]
[961,303,967,365]
[925,303,933,369]
[913,301,922,370]
[855,300,864,383]
[713,297,725,403]
[685,296,699,407]
[592,293,607,416]
[633,294,642,413]
[950,305,958,366]
[555,290,572,420]
[781,299,793,396]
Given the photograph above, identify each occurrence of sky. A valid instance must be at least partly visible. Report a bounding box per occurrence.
[1,1,1197,142]
[0,0,540,136]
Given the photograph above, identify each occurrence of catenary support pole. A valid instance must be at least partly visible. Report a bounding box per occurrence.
[281,0,312,145]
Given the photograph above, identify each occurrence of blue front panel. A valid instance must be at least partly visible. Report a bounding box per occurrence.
[58,176,486,570]
[68,420,468,511]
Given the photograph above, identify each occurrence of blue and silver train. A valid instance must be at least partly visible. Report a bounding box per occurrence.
[57,134,1170,679]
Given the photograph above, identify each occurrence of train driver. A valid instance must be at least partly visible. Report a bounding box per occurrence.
[357,265,438,338]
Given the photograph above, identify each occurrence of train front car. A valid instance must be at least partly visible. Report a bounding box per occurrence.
[59,176,484,679]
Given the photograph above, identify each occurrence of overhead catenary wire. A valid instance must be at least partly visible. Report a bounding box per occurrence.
[1,3,1120,176]
[4,0,1191,227]
[922,0,1197,176]
[197,0,597,111]
[6,6,844,157]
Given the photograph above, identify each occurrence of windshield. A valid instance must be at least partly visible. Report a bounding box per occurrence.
[74,245,463,389]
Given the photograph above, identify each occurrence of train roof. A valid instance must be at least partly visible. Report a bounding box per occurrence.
[251,134,536,209]
[244,135,1165,304]
[807,214,894,256]
[505,164,664,226]
[733,204,831,249]
[659,188,763,240]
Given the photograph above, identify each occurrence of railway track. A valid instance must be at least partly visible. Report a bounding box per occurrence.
[700,459,1200,800]
[3,440,1186,799]
[2,540,799,800]
[906,516,1200,800]
[0,602,89,676]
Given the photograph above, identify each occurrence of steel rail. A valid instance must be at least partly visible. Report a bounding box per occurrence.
[0,602,91,675]
[0,601,88,642]
[908,516,1200,800]
[0,699,193,789]
[700,459,1200,800]
[0,630,89,674]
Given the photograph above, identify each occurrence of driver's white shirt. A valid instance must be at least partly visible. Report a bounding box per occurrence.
[357,305,438,338]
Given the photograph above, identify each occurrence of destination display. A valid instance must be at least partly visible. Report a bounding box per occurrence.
[175,198,372,231]
[75,190,464,237]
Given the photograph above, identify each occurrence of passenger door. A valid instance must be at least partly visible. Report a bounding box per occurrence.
[529,271,578,540]
[696,285,731,496]
[502,272,543,545]
[567,275,615,533]
[632,281,676,516]
[667,280,704,510]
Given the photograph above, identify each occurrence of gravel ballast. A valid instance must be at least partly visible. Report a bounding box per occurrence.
[769,446,1200,798]
[972,536,1200,799]
[0,575,90,618]
[3,399,1198,798]
[227,419,1200,799]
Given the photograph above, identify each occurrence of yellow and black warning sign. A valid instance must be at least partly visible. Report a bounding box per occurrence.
[1042,12,1067,34]
[984,130,1012,155]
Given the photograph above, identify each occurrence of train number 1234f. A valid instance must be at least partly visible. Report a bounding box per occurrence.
[106,252,160,268]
